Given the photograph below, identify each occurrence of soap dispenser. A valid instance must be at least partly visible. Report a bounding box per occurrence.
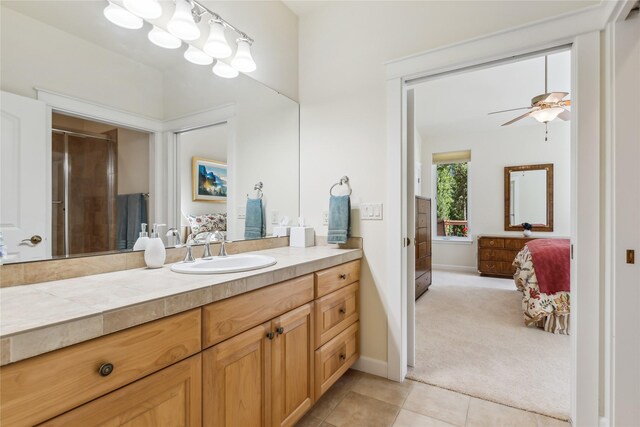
[133,223,149,251]
[144,223,166,269]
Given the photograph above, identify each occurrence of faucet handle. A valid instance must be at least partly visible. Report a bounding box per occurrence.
[183,236,195,263]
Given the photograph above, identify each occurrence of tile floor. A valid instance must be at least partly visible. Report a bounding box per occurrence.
[296,370,571,427]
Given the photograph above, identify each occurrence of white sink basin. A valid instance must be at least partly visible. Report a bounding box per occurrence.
[170,254,277,274]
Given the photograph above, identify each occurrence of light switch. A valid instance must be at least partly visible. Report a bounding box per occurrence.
[322,211,329,225]
[360,203,383,220]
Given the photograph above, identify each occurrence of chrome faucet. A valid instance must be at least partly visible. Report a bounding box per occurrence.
[212,230,228,257]
[202,232,214,259]
[166,227,181,247]
[183,236,195,263]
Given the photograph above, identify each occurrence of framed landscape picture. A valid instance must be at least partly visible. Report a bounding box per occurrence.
[192,157,227,202]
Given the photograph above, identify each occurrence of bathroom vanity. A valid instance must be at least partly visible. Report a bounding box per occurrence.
[0,247,361,426]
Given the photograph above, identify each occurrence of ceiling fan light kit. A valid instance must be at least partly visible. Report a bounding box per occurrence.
[488,55,571,131]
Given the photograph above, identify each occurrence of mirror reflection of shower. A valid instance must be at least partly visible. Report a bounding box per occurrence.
[51,113,151,257]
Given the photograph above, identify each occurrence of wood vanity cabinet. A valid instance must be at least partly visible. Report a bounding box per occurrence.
[0,259,361,427]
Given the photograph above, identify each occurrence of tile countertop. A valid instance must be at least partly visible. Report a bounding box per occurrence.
[0,246,362,366]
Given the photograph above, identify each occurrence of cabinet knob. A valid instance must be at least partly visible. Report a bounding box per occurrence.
[98,363,114,377]
[276,327,284,335]
[339,274,347,280]
[339,354,346,361]
[266,332,275,340]
[339,307,346,315]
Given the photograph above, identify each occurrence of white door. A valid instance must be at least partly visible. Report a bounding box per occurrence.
[612,14,640,427]
[1,91,50,262]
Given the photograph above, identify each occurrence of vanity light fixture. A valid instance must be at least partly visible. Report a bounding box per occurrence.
[123,0,162,20]
[103,0,256,78]
[231,38,256,72]
[103,1,143,29]
[148,26,182,49]
[184,46,213,65]
[168,0,201,40]
[203,20,232,58]
[213,60,239,79]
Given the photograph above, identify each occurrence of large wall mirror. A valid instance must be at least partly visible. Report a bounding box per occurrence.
[0,1,299,264]
[504,164,554,232]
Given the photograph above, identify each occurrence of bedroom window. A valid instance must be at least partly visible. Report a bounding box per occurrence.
[433,150,470,239]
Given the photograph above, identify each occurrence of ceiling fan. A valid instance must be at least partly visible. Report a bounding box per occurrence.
[488,56,571,127]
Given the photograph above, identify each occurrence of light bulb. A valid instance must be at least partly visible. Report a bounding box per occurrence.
[167,0,200,41]
[184,46,213,65]
[213,61,238,79]
[530,107,564,123]
[203,20,232,59]
[123,0,162,19]
[103,2,143,29]
[231,39,256,73]
[148,26,182,49]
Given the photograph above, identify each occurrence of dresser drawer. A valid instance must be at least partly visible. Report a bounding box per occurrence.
[416,213,428,228]
[202,274,314,348]
[478,261,514,275]
[315,282,359,348]
[315,260,361,298]
[315,322,359,398]
[478,237,505,249]
[416,256,431,277]
[417,242,427,259]
[416,198,429,214]
[0,309,201,427]
[478,248,514,262]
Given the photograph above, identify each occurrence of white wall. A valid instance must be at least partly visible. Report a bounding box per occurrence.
[420,122,571,269]
[298,0,593,365]
[178,124,228,226]
[0,7,164,119]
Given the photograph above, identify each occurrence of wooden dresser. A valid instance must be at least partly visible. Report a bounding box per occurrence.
[415,197,432,299]
[477,235,535,277]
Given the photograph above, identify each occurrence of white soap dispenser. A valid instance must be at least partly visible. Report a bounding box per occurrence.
[144,223,166,269]
[133,223,149,251]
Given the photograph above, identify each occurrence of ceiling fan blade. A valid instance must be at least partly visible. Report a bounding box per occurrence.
[541,92,569,103]
[488,106,531,115]
[557,109,571,121]
[501,111,532,126]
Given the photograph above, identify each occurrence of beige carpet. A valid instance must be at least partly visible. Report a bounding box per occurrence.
[407,269,570,420]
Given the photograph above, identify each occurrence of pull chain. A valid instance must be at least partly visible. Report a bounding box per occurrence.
[545,122,549,142]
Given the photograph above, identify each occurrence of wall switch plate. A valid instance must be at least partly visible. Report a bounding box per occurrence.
[360,203,383,220]
[270,210,279,224]
[321,211,329,225]
[237,206,246,219]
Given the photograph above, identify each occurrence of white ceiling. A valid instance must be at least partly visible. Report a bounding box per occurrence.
[281,1,328,17]
[414,50,571,139]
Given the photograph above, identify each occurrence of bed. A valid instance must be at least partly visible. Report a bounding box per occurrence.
[512,239,571,335]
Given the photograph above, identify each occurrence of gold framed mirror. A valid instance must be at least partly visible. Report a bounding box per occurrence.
[504,163,554,232]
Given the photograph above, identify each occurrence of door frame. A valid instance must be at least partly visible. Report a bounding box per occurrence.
[384,2,629,426]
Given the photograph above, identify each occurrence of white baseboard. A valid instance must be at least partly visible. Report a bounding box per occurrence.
[433,264,477,273]
[599,416,609,427]
[352,356,388,378]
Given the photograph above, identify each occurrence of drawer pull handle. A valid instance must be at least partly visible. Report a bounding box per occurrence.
[339,307,346,315]
[98,363,114,377]
[276,327,284,335]
[339,274,347,280]
[266,332,275,340]
[339,354,346,361]
[489,241,495,246]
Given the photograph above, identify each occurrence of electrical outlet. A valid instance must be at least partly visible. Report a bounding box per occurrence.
[321,211,329,225]
[270,210,279,224]
[237,206,246,219]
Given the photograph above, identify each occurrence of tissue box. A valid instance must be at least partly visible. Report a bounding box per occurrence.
[273,226,291,237]
[290,227,315,247]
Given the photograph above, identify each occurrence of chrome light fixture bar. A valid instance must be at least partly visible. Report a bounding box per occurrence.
[103,0,256,78]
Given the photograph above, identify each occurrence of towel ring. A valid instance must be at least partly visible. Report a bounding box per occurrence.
[247,182,263,199]
[329,176,352,196]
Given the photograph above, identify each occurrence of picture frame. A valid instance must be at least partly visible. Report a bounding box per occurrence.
[192,157,227,203]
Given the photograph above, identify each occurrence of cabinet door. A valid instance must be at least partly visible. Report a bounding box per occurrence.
[39,355,202,427]
[272,303,314,427]
[203,322,272,427]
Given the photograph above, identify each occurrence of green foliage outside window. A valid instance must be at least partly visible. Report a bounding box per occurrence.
[436,162,468,237]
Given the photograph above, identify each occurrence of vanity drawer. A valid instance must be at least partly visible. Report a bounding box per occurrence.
[0,309,201,427]
[202,274,314,348]
[315,321,359,398]
[315,282,359,348]
[315,260,361,298]
[478,237,505,249]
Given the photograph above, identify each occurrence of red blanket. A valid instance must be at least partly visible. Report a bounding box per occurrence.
[526,239,571,294]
